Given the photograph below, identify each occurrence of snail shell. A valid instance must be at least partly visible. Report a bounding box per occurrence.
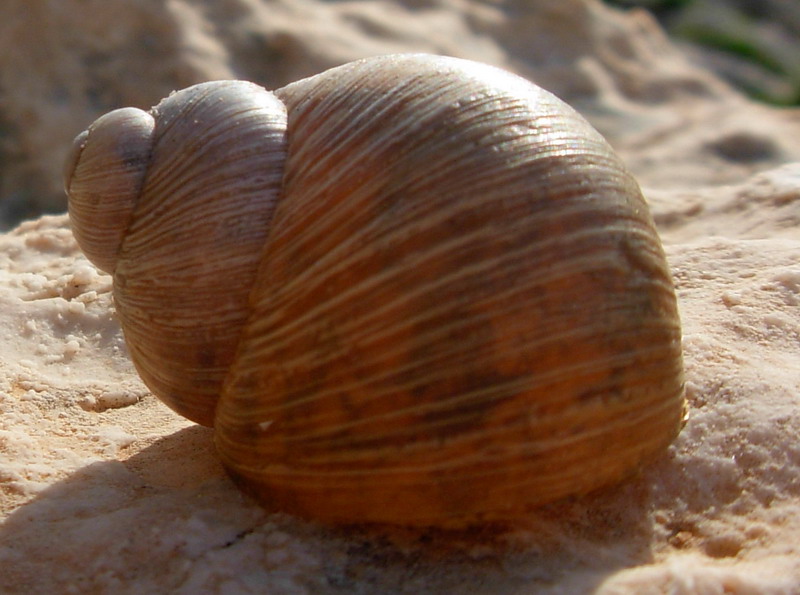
[64,54,685,527]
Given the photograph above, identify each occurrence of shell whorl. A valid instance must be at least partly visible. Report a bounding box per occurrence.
[66,54,685,526]
[213,55,684,525]
[69,81,289,425]
[65,107,155,274]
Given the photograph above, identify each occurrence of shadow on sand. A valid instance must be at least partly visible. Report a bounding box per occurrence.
[0,424,667,593]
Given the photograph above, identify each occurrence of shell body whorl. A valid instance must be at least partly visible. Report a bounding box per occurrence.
[66,54,685,526]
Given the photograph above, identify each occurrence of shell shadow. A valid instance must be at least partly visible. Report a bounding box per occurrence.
[0,425,667,593]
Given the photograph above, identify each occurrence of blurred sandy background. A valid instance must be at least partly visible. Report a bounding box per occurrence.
[2,0,800,227]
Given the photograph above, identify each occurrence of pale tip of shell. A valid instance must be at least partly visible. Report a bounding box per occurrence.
[63,129,89,194]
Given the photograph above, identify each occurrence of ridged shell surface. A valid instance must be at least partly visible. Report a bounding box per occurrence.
[213,55,685,526]
[65,107,155,275]
[113,81,288,426]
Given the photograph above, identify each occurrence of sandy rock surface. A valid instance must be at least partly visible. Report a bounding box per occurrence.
[1,0,799,593]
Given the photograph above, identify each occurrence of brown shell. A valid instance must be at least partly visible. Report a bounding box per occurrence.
[212,55,685,526]
[67,54,685,526]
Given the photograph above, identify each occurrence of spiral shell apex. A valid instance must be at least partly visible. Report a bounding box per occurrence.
[65,54,685,527]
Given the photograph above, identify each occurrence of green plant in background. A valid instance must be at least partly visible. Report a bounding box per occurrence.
[603,0,800,105]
